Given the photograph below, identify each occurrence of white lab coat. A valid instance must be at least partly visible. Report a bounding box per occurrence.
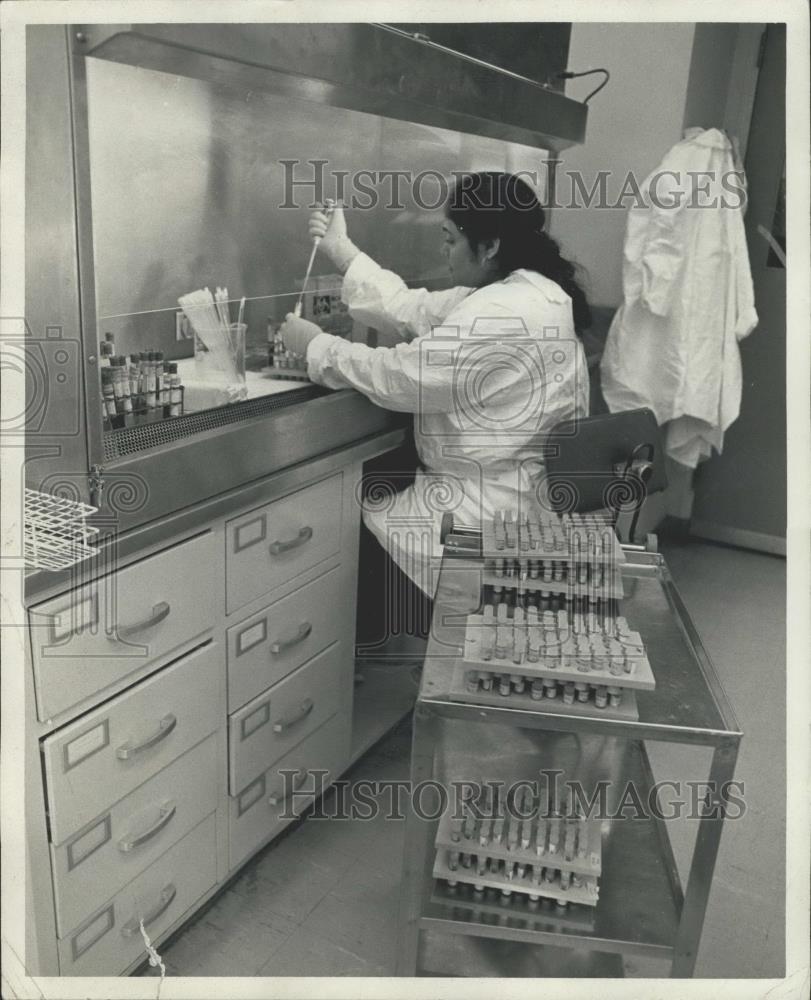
[600,128,758,467]
[306,251,588,596]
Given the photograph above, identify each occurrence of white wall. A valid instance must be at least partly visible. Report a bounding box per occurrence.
[548,23,696,308]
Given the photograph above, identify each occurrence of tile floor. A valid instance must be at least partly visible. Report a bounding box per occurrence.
[148,539,786,979]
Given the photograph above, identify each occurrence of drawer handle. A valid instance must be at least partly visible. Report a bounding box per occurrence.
[116,714,177,760]
[272,698,314,734]
[270,622,312,655]
[115,601,171,639]
[269,526,313,556]
[268,769,303,808]
[117,801,176,853]
[121,883,177,939]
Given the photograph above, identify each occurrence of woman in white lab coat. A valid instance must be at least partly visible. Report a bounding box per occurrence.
[280,172,591,601]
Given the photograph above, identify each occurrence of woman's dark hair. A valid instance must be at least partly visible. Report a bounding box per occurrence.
[447,172,592,334]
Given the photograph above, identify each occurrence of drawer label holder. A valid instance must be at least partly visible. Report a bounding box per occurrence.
[240,702,271,741]
[70,903,115,961]
[236,619,267,657]
[234,516,266,553]
[236,773,266,816]
[66,814,112,872]
[63,720,110,772]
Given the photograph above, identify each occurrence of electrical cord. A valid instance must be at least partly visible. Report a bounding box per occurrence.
[557,68,610,103]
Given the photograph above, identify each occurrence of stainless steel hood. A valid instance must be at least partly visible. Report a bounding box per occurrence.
[74,22,587,151]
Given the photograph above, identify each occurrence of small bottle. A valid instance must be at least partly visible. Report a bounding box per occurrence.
[118,357,132,415]
[173,375,185,417]
[128,354,140,399]
[99,340,113,367]
[111,356,125,411]
[101,368,116,425]
[145,351,157,412]
[165,362,176,416]
[267,317,275,368]
[104,331,116,355]
[155,351,165,399]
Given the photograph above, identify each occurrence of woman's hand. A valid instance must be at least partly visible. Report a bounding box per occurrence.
[279,314,325,358]
[308,202,359,272]
[309,201,345,253]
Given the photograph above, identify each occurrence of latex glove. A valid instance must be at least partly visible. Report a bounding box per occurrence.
[280,314,325,358]
[308,200,346,253]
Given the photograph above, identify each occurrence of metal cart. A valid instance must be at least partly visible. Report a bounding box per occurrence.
[395,543,742,977]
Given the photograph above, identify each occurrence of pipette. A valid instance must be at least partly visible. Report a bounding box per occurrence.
[294,201,335,318]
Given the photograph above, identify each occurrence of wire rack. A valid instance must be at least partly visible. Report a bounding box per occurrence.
[24,489,99,571]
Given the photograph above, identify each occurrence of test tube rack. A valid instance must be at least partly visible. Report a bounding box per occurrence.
[451,606,653,719]
[449,506,654,719]
[483,509,626,601]
[430,881,597,934]
[433,789,601,908]
[263,366,310,382]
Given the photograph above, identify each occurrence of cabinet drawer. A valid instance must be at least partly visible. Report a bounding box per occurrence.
[226,474,342,614]
[57,812,217,977]
[227,567,344,711]
[50,734,218,937]
[29,532,219,721]
[228,643,343,795]
[43,641,221,844]
[229,713,348,871]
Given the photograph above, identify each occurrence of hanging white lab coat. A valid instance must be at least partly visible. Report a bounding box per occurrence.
[600,128,758,467]
[306,252,588,596]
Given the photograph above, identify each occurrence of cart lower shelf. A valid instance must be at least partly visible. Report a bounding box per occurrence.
[417,927,626,977]
[415,741,682,961]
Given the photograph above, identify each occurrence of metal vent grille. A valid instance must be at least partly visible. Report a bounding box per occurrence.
[103,386,327,461]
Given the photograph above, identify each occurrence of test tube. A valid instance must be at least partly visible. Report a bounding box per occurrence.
[464,792,481,841]
[535,815,547,856]
[563,820,576,862]
[521,814,533,851]
[450,811,463,843]
[479,787,493,846]
[512,606,525,665]
[494,510,505,550]
[518,513,529,552]
[507,812,520,851]
[504,510,515,549]
[548,817,560,854]
[495,604,511,659]
[492,806,505,845]
[576,820,588,860]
